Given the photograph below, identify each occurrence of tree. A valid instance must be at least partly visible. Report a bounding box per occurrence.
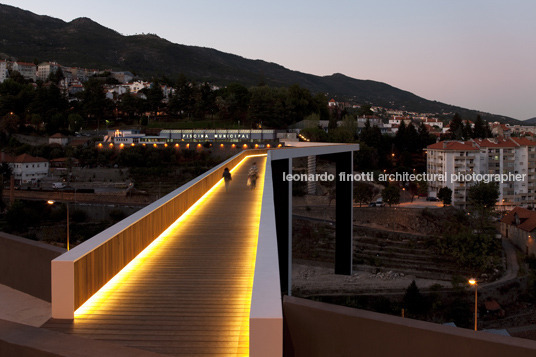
[402,280,426,316]
[472,115,487,139]
[468,182,499,210]
[468,182,499,230]
[299,127,328,142]
[382,184,400,207]
[449,113,464,140]
[354,182,376,207]
[143,81,164,117]
[356,104,373,117]
[437,186,452,206]
[67,113,84,132]
[79,78,110,129]
[463,121,473,140]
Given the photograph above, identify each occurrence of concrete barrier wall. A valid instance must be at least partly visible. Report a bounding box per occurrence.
[0,233,65,302]
[52,149,267,319]
[283,295,536,357]
[250,152,283,356]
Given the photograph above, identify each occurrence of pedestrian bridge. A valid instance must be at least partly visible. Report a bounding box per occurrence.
[5,144,536,357]
[45,145,358,356]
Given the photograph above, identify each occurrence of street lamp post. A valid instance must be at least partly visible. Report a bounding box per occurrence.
[47,200,69,251]
[468,279,478,331]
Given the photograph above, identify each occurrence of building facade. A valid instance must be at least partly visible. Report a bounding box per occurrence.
[7,154,49,184]
[500,207,536,256]
[13,62,37,82]
[0,61,7,83]
[427,138,536,208]
[37,62,61,82]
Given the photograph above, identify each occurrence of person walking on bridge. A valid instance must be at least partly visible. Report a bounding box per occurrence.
[222,167,232,192]
[247,162,259,190]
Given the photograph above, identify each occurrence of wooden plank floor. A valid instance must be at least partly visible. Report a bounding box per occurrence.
[43,156,266,356]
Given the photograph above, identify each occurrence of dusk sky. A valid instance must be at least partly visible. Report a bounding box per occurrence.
[2,0,535,120]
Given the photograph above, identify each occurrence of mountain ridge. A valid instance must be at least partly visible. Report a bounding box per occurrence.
[0,3,522,124]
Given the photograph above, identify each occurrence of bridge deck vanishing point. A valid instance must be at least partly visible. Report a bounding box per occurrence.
[44,156,266,356]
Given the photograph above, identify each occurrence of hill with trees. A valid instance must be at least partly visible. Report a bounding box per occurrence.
[0,4,520,124]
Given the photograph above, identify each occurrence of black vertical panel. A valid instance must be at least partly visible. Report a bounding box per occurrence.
[335,151,353,275]
[271,158,290,294]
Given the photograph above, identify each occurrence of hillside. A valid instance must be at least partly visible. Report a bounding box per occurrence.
[0,4,520,124]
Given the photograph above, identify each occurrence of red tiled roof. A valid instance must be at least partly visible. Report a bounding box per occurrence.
[511,137,536,146]
[501,207,536,232]
[50,133,67,138]
[473,138,518,148]
[427,141,478,151]
[15,62,36,67]
[13,153,48,163]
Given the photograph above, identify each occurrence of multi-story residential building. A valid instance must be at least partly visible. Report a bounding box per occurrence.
[4,153,49,184]
[37,61,61,81]
[12,61,37,82]
[427,141,479,207]
[427,138,536,208]
[0,60,7,83]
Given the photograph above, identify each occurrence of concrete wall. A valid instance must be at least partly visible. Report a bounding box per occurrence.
[283,295,536,357]
[0,319,162,357]
[0,233,65,302]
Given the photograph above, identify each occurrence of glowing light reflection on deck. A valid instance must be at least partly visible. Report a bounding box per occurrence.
[74,153,267,357]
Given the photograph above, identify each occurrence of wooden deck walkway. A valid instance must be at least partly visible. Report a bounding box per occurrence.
[44,156,266,356]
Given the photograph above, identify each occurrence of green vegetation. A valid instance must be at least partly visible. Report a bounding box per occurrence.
[437,186,452,206]
[381,184,400,207]
[354,182,377,207]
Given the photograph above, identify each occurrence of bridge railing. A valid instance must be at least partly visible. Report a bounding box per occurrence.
[51,149,266,319]
[250,152,283,356]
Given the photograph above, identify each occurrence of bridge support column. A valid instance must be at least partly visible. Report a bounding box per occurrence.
[320,151,353,275]
[334,151,353,275]
[271,158,292,295]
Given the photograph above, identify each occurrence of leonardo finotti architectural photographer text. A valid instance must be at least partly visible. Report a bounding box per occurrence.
[282,172,527,183]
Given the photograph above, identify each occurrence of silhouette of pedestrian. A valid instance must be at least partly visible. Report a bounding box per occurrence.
[248,162,258,190]
[222,167,232,192]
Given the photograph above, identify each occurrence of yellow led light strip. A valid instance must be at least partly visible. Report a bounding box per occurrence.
[75,153,267,317]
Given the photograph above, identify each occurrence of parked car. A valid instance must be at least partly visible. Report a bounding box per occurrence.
[368,200,385,207]
[426,196,439,201]
[52,182,66,189]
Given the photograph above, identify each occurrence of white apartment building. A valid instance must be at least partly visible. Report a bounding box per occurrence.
[427,138,536,208]
[8,153,49,184]
[13,62,37,82]
[427,141,480,207]
[0,61,7,83]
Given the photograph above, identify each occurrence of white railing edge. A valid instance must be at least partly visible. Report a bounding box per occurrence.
[250,152,283,356]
